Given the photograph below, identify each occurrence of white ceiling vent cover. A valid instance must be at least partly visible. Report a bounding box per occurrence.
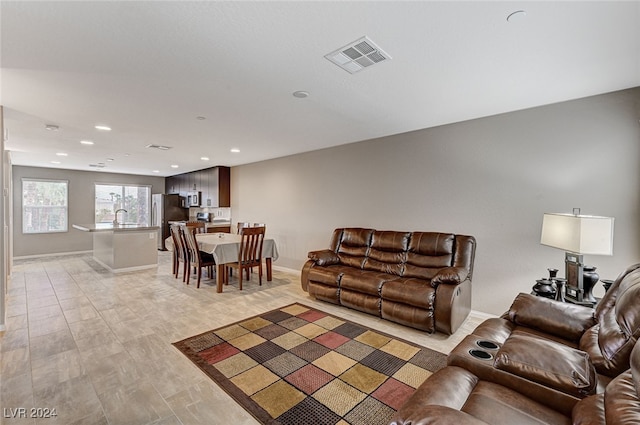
[146,144,172,150]
[325,36,391,74]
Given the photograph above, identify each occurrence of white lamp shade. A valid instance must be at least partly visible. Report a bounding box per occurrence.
[541,213,614,255]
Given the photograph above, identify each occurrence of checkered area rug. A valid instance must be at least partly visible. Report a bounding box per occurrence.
[173,303,447,425]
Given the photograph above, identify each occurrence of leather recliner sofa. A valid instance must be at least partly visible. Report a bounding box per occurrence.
[390,339,640,425]
[390,263,640,424]
[301,228,476,334]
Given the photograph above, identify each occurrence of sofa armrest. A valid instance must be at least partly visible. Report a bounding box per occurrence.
[431,266,469,287]
[390,405,490,425]
[494,333,597,398]
[506,293,596,343]
[307,249,340,266]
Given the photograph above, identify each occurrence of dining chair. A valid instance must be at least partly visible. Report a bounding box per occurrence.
[186,221,207,233]
[237,222,251,234]
[169,224,188,280]
[183,226,216,288]
[227,226,265,290]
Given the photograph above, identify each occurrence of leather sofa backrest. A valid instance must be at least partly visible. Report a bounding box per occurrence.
[592,264,640,371]
[332,228,374,269]
[573,263,640,376]
[363,230,410,276]
[404,232,456,280]
[452,235,476,278]
[598,339,640,424]
[328,228,475,283]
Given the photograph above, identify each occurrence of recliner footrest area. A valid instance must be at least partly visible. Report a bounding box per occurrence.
[494,334,597,398]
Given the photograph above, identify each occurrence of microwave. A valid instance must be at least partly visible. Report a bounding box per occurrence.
[187,191,201,207]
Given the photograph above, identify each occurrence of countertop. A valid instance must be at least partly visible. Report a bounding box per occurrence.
[73,223,160,232]
[206,221,231,228]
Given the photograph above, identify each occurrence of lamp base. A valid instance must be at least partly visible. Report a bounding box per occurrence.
[563,252,597,307]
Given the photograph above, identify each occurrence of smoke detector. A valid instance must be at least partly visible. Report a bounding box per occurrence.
[325,36,391,74]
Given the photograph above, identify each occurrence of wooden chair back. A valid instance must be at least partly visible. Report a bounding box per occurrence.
[237,222,251,234]
[238,226,265,267]
[186,221,206,233]
[170,224,186,259]
[182,225,215,288]
[183,226,200,264]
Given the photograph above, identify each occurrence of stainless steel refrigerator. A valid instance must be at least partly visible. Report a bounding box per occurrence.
[152,194,189,250]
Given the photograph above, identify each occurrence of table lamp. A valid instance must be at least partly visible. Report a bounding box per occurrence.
[540,210,614,305]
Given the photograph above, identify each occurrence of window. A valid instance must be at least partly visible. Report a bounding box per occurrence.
[22,179,69,234]
[95,184,151,225]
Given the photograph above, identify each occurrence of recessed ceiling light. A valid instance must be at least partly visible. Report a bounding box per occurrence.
[106,158,114,162]
[95,125,111,131]
[171,164,179,168]
[80,140,94,145]
[56,152,68,156]
[230,148,240,153]
[152,170,160,173]
[196,116,206,120]
[293,91,309,98]
[45,124,59,131]
[50,160,61,164]
[201,157,210,161]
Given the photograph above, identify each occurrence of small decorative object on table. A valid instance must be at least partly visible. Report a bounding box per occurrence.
[602,279,614,292]
[532,268,558,299]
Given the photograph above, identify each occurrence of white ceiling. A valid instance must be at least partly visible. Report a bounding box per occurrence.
[2,1,639,177]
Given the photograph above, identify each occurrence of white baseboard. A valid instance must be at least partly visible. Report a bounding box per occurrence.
[13,250,93,260]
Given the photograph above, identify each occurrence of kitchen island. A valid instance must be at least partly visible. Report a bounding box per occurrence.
[73,223,160,273]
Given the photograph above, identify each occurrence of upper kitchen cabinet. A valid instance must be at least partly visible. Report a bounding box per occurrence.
[165,166,230,207]
[206,166,230,207]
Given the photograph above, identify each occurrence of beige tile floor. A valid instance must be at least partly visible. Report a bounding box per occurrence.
[0,251,493,425]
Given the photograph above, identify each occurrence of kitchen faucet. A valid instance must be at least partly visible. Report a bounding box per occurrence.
[113,209,128,225]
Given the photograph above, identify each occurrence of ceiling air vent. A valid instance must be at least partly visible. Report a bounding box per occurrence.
[146,144,172,150]
[325,36,391,74]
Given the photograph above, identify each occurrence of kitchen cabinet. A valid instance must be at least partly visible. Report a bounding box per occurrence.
[165,166,230,207]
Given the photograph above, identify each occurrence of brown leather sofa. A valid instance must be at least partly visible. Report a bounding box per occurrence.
[472,263,640,379]
[390,339,640,425]
[300,228,476,334]
[390,263,640,424]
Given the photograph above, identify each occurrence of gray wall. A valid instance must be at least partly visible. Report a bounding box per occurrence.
[231,87,640,316]
[12,166,165,257]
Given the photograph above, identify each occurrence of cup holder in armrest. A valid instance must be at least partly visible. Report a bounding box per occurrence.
[469,349,493,360]
[476,340,499,350]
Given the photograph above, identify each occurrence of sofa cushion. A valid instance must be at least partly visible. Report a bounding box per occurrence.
[494,334,597,398]
[506,293,596,343]
[404,232,455,279]
[602,370,640,424]
[336,228,373,269]
[572,394,605,425]
[381,278,436,310]
[340,269,396,296]
[363,231,410,276]
[587,266,640,377]
[390,366,572,425]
